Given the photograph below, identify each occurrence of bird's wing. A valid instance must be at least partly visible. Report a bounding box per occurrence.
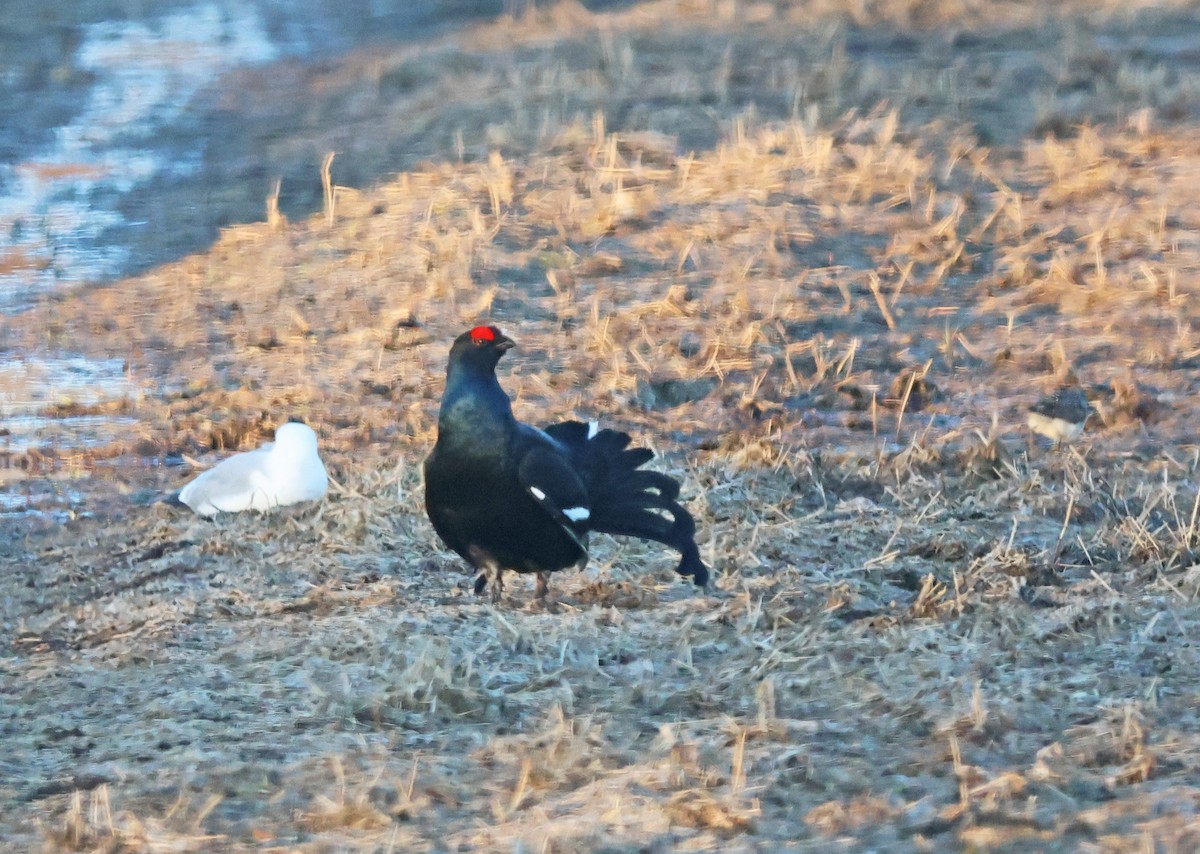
[178,449,276,515]
[516,442,591,547]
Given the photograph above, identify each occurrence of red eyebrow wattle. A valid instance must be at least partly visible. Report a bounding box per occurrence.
[470,325,496,342]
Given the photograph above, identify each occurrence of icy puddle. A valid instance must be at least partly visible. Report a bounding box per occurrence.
[0,355,141,451]
[0,355,142,517]
[0,2,278,307]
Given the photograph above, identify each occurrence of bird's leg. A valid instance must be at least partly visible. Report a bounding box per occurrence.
[535,572,551,601]
[490,566,504,605]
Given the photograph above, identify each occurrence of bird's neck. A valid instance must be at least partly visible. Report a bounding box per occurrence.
[437,365,515,450]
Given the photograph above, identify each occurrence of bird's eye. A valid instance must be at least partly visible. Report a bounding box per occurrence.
[474,338,487,346]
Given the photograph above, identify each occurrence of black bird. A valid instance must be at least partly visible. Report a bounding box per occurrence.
[424,325,709,603]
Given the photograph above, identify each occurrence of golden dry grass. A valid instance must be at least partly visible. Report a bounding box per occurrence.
[4,1,1200,851]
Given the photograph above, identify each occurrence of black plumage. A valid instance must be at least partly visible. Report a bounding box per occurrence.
[423,325,709,603]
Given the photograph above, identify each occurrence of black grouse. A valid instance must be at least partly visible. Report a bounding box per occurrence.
[424,325,709,603]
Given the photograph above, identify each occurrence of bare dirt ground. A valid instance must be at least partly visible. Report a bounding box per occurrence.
[4,1,1200,850]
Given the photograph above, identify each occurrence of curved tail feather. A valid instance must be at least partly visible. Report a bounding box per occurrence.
[543,420,709,587]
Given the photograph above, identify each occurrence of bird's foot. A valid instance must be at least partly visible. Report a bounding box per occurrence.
[535,572,551,602]
[473,573,488,596]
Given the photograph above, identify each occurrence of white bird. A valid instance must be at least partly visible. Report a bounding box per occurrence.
[1026,387,1092,446]
[173,422,328,516]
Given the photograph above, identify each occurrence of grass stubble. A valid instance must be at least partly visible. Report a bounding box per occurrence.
[3,0,1200,850]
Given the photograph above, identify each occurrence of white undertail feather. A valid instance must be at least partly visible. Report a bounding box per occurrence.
[563,506,590,522]
[587,421,600,439]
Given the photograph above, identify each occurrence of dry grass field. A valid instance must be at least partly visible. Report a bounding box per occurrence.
[4,0,1200,850]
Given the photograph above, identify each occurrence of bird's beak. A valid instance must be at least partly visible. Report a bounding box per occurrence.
[496,335,515,352]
